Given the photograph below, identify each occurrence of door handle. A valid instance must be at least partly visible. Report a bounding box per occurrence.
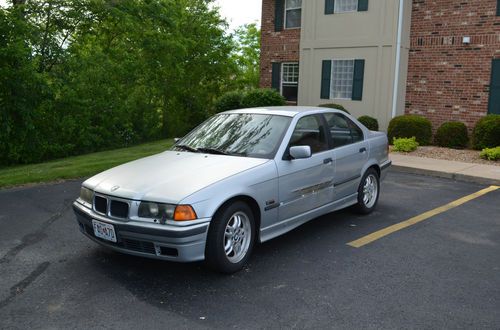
[323,158,333,164]
[359,147,367,153]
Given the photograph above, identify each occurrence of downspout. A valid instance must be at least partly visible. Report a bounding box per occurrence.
[391,0,404,118]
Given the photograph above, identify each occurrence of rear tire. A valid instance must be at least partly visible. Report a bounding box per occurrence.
[205,201,255,274]
[353,168,380,214]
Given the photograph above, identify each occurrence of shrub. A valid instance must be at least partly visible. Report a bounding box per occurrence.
[240,88,286,108]
[388,115,432,145]
[393,137,419,152]
[214,91,244,113]
[480,147,500,161]
[318,103,349,114]
[472,115,500,150]
[434,121,469,149]
[358,115,379,131]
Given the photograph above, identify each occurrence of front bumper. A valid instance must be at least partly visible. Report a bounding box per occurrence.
[73,202,210,262]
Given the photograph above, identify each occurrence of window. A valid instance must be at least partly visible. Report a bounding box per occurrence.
[331,60,354,99]
[324,113,364,148]
[281,63,299,102]
[289,115,328,154]
[321,59,365,101]
[285,0,302,28]
[335,0,358,13]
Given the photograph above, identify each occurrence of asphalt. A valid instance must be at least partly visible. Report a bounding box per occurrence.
[0,172,499,329]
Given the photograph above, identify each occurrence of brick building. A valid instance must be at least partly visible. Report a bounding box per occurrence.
[260,0,500,131]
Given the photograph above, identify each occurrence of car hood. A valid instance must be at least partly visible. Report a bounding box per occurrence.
[84,151,270,203]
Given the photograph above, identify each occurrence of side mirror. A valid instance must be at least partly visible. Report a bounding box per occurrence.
[174,138,181,143]
[289,146,312,160]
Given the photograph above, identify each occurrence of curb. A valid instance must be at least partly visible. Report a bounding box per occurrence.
[391,165,500,186]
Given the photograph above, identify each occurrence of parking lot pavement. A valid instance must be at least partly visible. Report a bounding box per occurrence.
[0,172,499,329]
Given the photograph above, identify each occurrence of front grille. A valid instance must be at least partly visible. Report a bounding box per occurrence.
[122,239,156,254]
[94,196,107,214]
[110,200,129,218]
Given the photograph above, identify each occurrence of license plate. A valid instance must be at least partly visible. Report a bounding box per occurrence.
[92,220,117,243]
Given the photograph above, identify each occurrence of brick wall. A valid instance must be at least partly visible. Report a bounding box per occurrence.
[405,0,500,131]
[259,0,301,88]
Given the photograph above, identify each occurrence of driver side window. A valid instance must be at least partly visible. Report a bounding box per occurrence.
[289,115,328,154]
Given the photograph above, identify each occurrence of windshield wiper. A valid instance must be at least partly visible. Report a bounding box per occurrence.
[174,144,199,153]
[197,147,228,155]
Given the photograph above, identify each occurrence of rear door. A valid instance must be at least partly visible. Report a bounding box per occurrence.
[276,114,334,221]
[323,112,368,199]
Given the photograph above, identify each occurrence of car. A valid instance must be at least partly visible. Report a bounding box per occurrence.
[73,106,391,273]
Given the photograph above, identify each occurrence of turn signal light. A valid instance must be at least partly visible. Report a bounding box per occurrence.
[174,205,197,221]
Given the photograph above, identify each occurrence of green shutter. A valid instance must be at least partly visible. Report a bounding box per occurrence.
[275,0,284,32]
[358,0,368,11]
[488,59,500,114]
[321,60,332,99]
[497,0,500,16]
[272,62,281,91]
[352,59,365,101]
[325,0,335,14]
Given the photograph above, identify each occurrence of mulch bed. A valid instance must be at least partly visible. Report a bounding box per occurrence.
[390,146,499,166]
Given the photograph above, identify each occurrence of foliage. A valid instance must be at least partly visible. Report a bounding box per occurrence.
[240,88,286,108]
[388,115,433,145]
[0,0,246,165]
[480,147,500,161]
[434,122,469,149]
[358,116,379,131]
[214,90,244,113]
[231,23,261,90]
[472,115,500,150]
[393,137,419,153]
[318,103,349,114]
[0,139,173,189]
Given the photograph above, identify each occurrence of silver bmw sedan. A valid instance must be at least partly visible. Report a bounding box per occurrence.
[73,106,391,273]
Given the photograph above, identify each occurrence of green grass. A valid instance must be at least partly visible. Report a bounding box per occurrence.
[0,139,174,189]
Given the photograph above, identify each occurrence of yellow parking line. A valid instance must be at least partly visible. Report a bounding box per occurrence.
[347,185,500,248]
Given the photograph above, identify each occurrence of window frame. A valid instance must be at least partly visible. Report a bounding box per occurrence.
[281,62,299,90]
[284,0,302,29]
[330,58,355,100]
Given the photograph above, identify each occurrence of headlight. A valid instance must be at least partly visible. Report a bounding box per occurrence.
[138,202,197,222]
[138,202,175,219]
[80,187,93,205]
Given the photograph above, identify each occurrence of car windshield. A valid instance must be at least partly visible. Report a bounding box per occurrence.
[175,113,292,159]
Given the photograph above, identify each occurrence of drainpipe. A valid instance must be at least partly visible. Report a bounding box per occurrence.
[391,0,404,118]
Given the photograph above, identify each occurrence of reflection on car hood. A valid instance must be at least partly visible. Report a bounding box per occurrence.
[84,151,269,203]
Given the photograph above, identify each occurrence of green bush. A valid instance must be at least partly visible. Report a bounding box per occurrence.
[240,88,286,108]
[358,116,379,131]
[393,137,419,152]
[214,91,244,113]
[434,121,469,149]
[472,115,500,150]
[480,147,500,161]
[318,103,349,114]
[388,115,432,145]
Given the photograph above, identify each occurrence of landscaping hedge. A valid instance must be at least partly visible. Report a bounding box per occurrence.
[388,115,433,145]
[318,103,350,114]
[214,91,244,113]
[240,88,286,108]
[434,121,469,149]
[358,115,379,131]
[472,115,500,150]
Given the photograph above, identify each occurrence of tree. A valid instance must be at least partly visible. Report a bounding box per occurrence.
[231,23,261,89]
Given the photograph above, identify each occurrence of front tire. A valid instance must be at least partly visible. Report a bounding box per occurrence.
[205,201,255,274]
[353,168,380,214]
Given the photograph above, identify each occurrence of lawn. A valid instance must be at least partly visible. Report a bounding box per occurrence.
[0,139,173,189]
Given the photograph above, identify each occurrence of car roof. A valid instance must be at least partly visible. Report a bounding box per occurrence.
[224,106,343,117]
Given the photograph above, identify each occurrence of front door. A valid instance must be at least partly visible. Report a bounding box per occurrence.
[276,115,334,222]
